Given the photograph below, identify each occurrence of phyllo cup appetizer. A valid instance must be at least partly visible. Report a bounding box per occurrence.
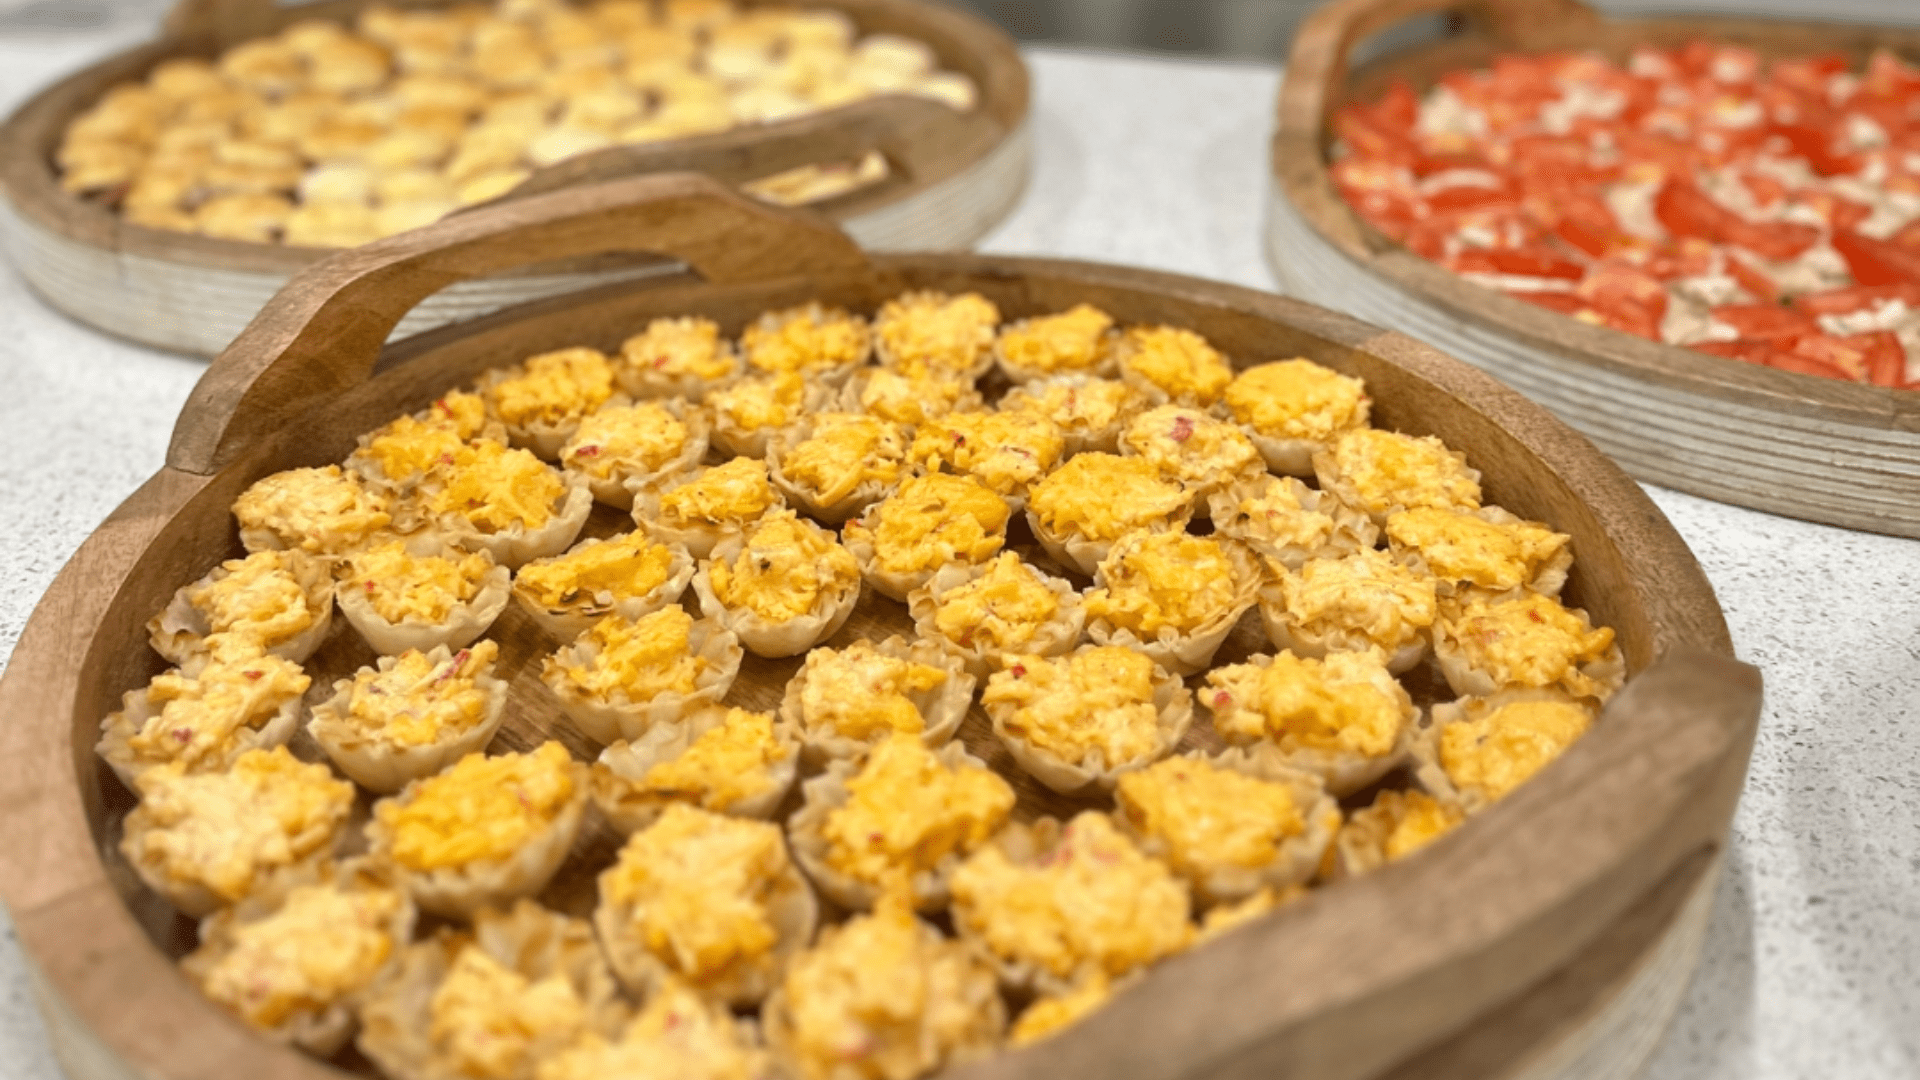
[1083,530,1263,676]
[1197,885,1306,942]
[1202,649,1417,796]
[336,538,511,655]
[557,398,710,509]
[998,374,1144,456]
[365,741,590,918]
[1313,427,1483,526]
[180,859,415,1056]
[766,411,910,524]
[1261,548,1440,674]
[232,464,393,556]
[788,733,1016,912]
[1025,452,1193,577]
[707,371,833,459]
[308,642,510,794]
[593,803,818,1006]
[476,345,617,458]
[780,636,975,763]
[837,365,984,428]
[1384,505,1573,597]
[872,289,1000,381]
[541,606,742,745]
[908,552,1086,678]
[1118,403,1265,507]
[842,472,1010,601]
[1324,789,1466,880]
[980,644,1191,794]
[148,548,334,664]
[739,302,872,387]
[511,531,696,641]
[615,315,743,402]
[346,391,503,495]
[357,900,627,1080]
[1114,324,1234,407]
[692,510,862,658]
[417,439,593,568]
[906,409,1066,513]
[632,456,783,559]
[97,639,309,790]
[1009,972,1126,1049]
[994,303,1119,383]
[949,811,1193,996]
[1431,589,1624,700]
[1113,748,1339,906]
[763,890,1005,1080]
[536,975,776,1080]
[1220,359,1370,476]
[1207,473,1377,570]
[1413,688,1599,813]
[589,705,799,834]
[120,746,355,917]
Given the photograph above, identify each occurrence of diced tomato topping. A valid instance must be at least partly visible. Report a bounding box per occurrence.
[1739,172,1788,209]
[1831,228,1920,286]
[1425,184,1516,215]
[1863,49,1920,99]
[1723,251,1781,304]
[1770,54,1851,98]
[1577,261,1669,334]
[1888,218,1920,253]
[1790,282,1920,316]
[1641,237,1720,281]
[1792,190,1873,232]
[1711,303,1820,342]
[1539,193,1627,258]
[1790,331,1907,386]
[1451,246,1587,280]
[1771,123,1864,177]
[1333,107,1426,168]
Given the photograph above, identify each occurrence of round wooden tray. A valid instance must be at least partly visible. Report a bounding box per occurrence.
[0,0,1030,357]
[1267,0,1920,539]
[0,173,1759,1080]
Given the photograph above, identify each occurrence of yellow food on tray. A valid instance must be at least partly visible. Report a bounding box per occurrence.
[996,303,1116,379]
[378,743,579,873]
[428,439,568,532]
[774,412,908,509]
[1010,973,1114,1047]
[324,642,500,750]
[99,643,310,784]
[605,707,793,817]
[874,290,1000,378]
[1423,691,1598,806]
[428,946,593,1079]
[817,733,1015,892]
[617,316,739,397]
[656,457,777,528]
[706,510,859,623]
[846,471,1009,584]
[709,372,813,445]
[482,346,615,432]
[908,409,1065,502]
[791,638,953,744]
[1027,452,1190,544]
[342,542,495,626]
[515,531,679,610]
[845,367,980,427]
[741,303,871,380]
[1385,506,1570,594]
[1223,359,1368,443]
[232,464,392,555]
[923,552,1072,656]
[1434,590,1620,699]
[1119,404,1263,490]
[1116,324,1233,404]
[1316,428,1482,522]
[984,646,1163,768]
[536,976,772,1080]
[352,391,492,487]
[1085,531,1246,637]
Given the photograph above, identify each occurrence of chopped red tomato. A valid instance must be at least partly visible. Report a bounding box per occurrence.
[1425,183,1517,215]
[1739,172,1789,209]
[1333,107,1426,168]
[1656,178,1820,261]
[1641,237,1720,280]
[1578,261,1669,334]
[1770,54,1851,97]
[1888,218,1920,253]
[1791,190,1873,232]
[1831,228,1920,286]
[1791,282,1920,316]
[1790,331,1906,386]
[1771,123,1864,177]
[1863,49,1920,99]
[1723,251,1781,304]
[1450,246,1587,280]
[1536,192,1627,258]
[1711,303,1820,341]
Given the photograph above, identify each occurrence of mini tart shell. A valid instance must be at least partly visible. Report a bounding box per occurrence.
[1388,505,1575,599]
[364,758,592,920]
[96,666,303,794]
[740,303,873,388]
[707,376,836,460]
[986,649,1194,795]
[1258,555,1437,675]
[121,780,345,919]
[540,612,743,746]
[589,708,801,835]
[148,551,335,665]
[1325,790,1468,881]
[991,316,1120,384]
[841,487,1011,603]
[1205,474,1378,571]
[1430,588,1626,700]
[473,364,608,460]
[689,525,863,659]
[906,559,1087,679]
[1115,746,1341,907]
[1024,499,1195,580]
[335,542,512,656]
[779,636,977,764]
[179,859,416,1057]
[1083,536,1265,677]
[998,375,1142,457]
[1312,437,1484,528]
[307,645,512,795]
[558,397,712,510]
[357,900,628,1080]
[1223,403,1372,480]
[616,338,743,403]
[630,466,787,560]
[510,534,697,642]
[834,367,985,428]
[764,415,908,526]
[1412,687,1601,814]
[786,740,1000,913]
[427,472,594,570]
[1203,651,1417,797]
[592,833,819,1007]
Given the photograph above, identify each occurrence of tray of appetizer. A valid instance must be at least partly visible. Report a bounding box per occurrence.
[1269,0,1920,537]
[0,0,1028,356]
[0,172,1758,1080]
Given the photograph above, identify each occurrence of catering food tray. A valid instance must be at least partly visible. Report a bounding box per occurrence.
[1268,0,1920,538]
[0,0,1029,357]
[0,173,1757,1080]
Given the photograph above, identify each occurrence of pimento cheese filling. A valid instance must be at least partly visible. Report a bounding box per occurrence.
[983,647,1163,767]
[707,510,859,622]
[1318,428,1482,519]
[182,550,321,651]
[998,304,1115,374]
[874,290,1000,378]
[741,303,869,377]
[379,742,578,872]
[850,472,1009,576]
[1223,359,1368,442]
[1206,650,1406,758]
[907,410,1065,499]
[429,945,591,1080]
[1117,325,1233,404]
[233,465,392,554]
[1386,507,1569,592]
[428,440,567,533]
[999,375,1141,437]
[559,402,689,480]
[535,976,768,1080]
[709,372,809,434]
[659,458,777,527]
[929,552,1063,654]
[852,368,978,427]
[620,316,736,381]
[1027,453,1189,542]
[1119,404,1262,487]
[1115,757,1308,874]
[343,542,493,625]
[778,412,908,505]
[1085,532,1245,636]
[484,346,615,429]
[123,646,310,774]
[336,642,499,748]
[516,532,677,609]
[820,733,1015,890]
[1278,549,1439,650]
[549,606,707,701]
[1440,697,1595,803]
[1009,973,1112,1047]
[621,707,791,812]
[1439,591,1617,695]
[195,880,403,1029]
[795,640,950,743]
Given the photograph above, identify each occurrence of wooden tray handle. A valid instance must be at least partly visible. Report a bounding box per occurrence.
[167,171,867,476]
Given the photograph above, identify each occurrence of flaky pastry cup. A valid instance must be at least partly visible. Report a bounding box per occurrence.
[1084,536,1264,677]
[1388,505,1574,599]
[629,466,787,559]
[358,900,628,1080]
[835,366,986,429]
[690,527,862,659]
[540,613,743,746]
[1412,687,1601,814]
[96,664,303,794]
[427,473,593,569]
[1115,746,1339,906]
[559,397,712,510]
[616,331,744,402]
[986,651,1193,795]
[180,859,415,1057]
[473,362,612,460]
[1258,552,1437,675]
[786,740,1001,913]
[779,636,977,763]
[335,540,512,656]
[1025,502,1194,579]
[1201,650,1416,796]
[907,559,1086,679]
[764,414,908,525]
[593,835,819,1007]
[708,375,836,460]
[841,487,1010,603]
[1312,435,1484,528]
[364,759,591,919]
[1430,589,1625,701]
[1205,474,1377,571]
[589,706,801,835]
[1324,789,1468,881]
[148,550,335,664]
[997,374,1143,457]
[992,316,1120,385]
[307,645,511,794]
[510,534,697,642]
[740,303,873,388]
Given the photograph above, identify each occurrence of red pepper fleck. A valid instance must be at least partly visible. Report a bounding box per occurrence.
[1213,690,1232,707]
[364,581,377,593]
[653,355,670,369]
[868,831,884,844]
[438,453,456,466]
[1527,609,1545,623]
[953,433,967,446]
[1170,416,1195,442]
[575,445,601,458]
[243,670,263,680]
[1010,663,1026,678]
[172,728,194,744]
[664,1012,681,1030]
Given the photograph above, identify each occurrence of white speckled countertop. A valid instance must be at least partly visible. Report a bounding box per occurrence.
[1,19,1917,1080]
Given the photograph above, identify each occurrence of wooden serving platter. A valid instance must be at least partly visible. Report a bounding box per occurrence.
[1268,0,1920,539]
[0,173,1758,1080]
[0,0,1030,357]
